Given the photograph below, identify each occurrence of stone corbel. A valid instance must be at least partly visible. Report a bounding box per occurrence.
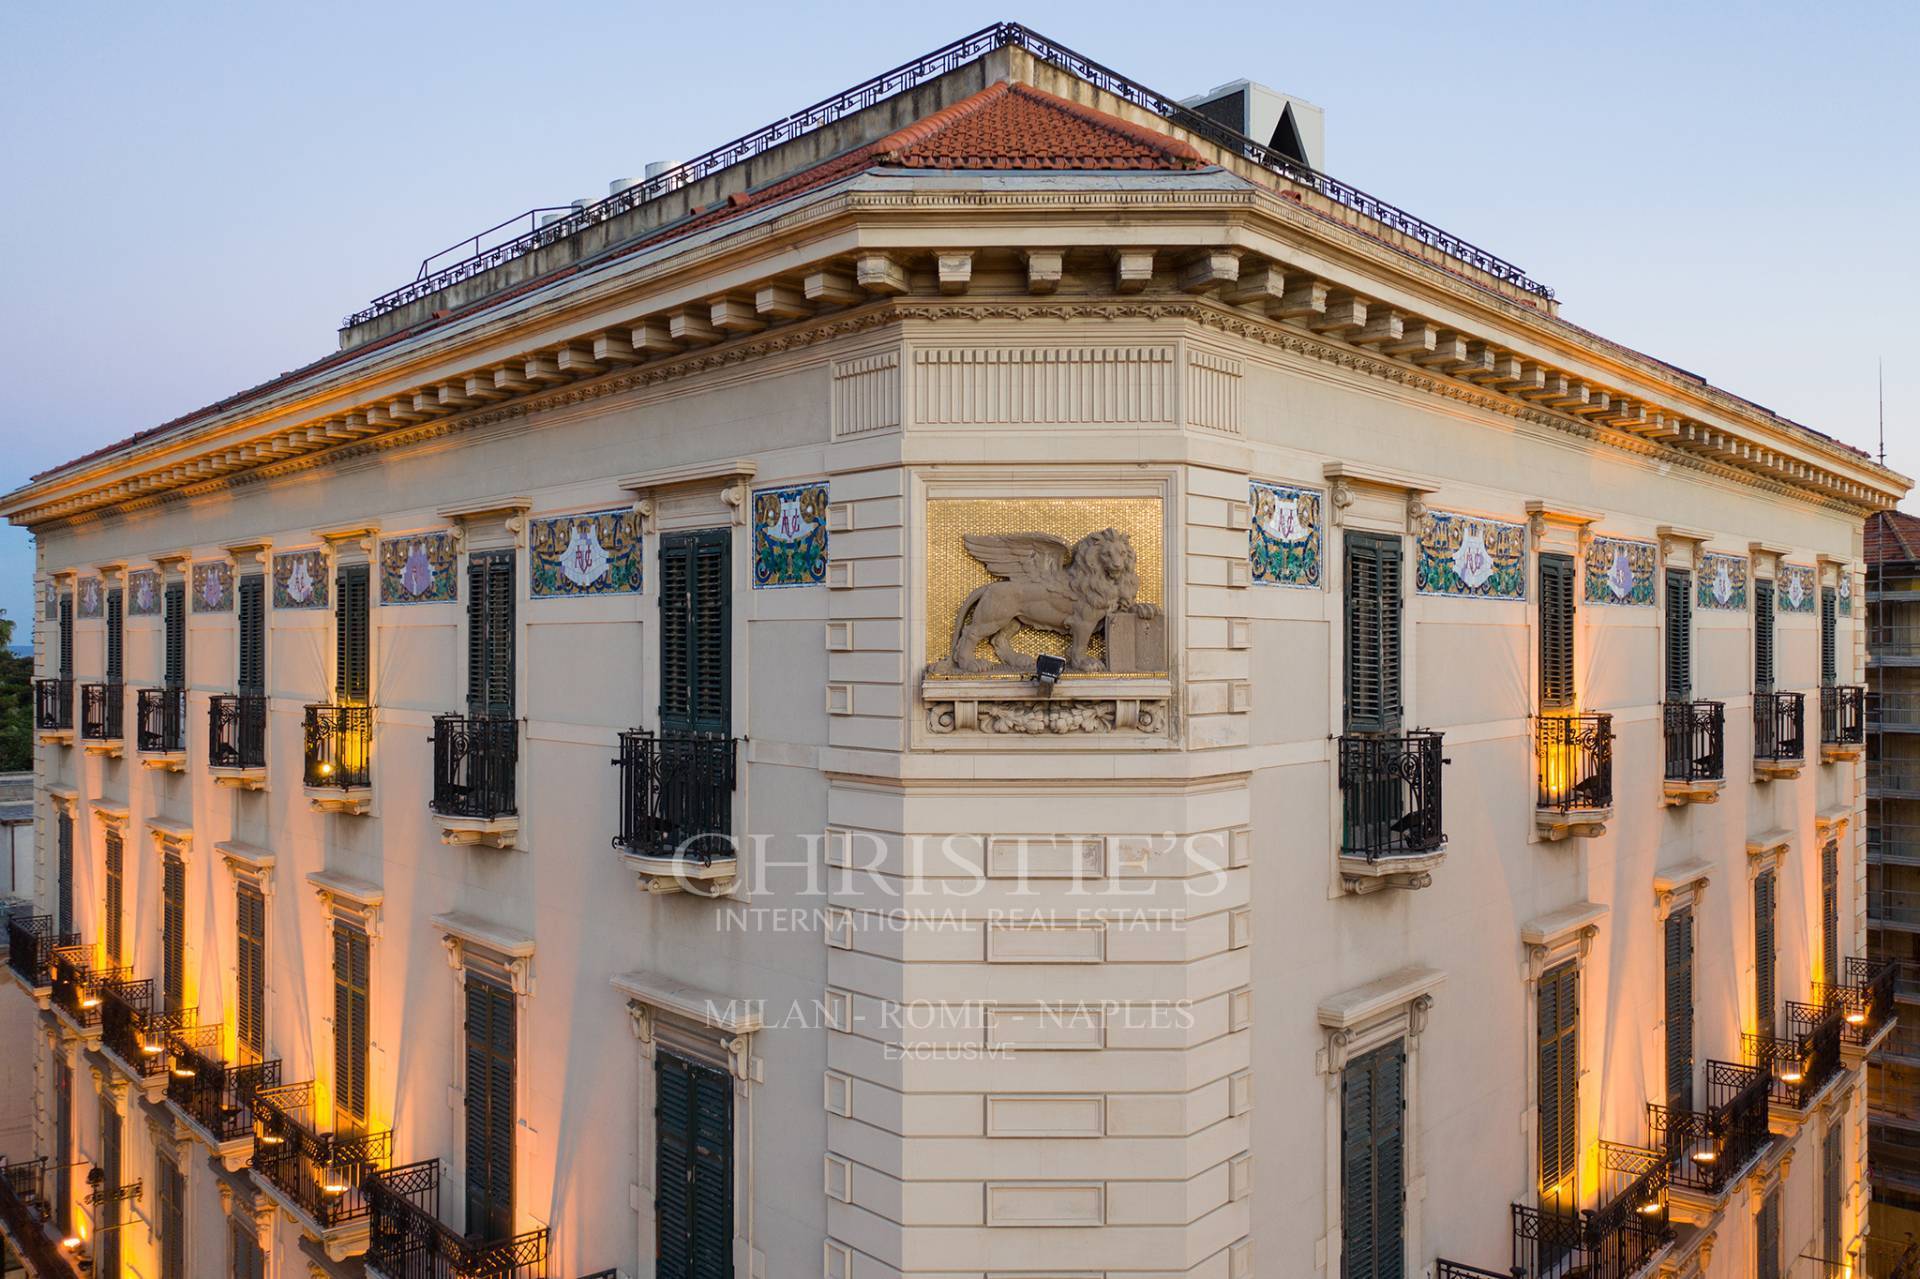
[1746,830,1790,878]
[632,497,655,536]
[148,818,192,862]
[1814,808,1851,842]
[47,786,80,817]
[1749,541,1791,580]
[619,459,758,529]
[437,496,532,551]
[1656,525,1711,572]
[151,552,191,579]
[315,521,380,562]
[1653,859,1712,923]
[223,538,272,572]
[308,869,383,940]
[1315,965,1446,1074]
[1520,902,1607,981]
[93,560,126,586]
[92,801,131,834]
[1524,500,1599,555]
[433,911,535,997]
[627,999,654,1046]
[1321,462,1438,533]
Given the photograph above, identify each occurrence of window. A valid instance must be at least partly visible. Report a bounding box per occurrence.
[1822,839,1839,986]
[56,809,73,935]
[336,564,370,703]
[106,585,123,683]
[1539,552,1575,709]
[1537,961,1579,1217]
[1340,1039,1405,1279]
[464,975,516,1241]
[1755,579,1776,692]
[161,853,186,1013]
[237,574,265,694]
[58,592,73,677]
[236,883,266,1060]
[659,530,731,735]
[1665,908,1694,1113]
[332,923,370,1126]
[656,1049,733,1279]
[1823,1119,1843,1270]
[164,579,186,687]
[1822,585,1838,687]
[1755,868,1778,1041]
[104,827,124,963]
[230,1215,265,1279]
[52,1054,71,1233]
[99,1094,122,1279]
[1756,1185,1781,1279]
[467,550,515,719]
[157,1153,185,1279]
[1664,568,1691,701]
[1344,532,1403,733]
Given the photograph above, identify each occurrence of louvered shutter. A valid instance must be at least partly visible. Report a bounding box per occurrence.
[1341,1040,1405,1279]
[1755,869,1777,1041]
[656,1050,734,1279]
[105,587,123,682]
[656,1052,695,1278]
[1822,586,1838,686]
[158,1156,184,1279]
[464,976,516,1242]
[660,531,732,735]
[332,925,369,1124]
[1539,553,1576,709]
[57,811,74,934]
[58,594,73,676]
[236,884,265,1058]
[1345,533,1403,733]
[237,576,265,693]
[99,1099,121,1279]
[231,1215,265,1279]
[690,1063,734,1279]
[336,565,370,703]
[1665,569,1692,701]
[466,551,516,719]
[104,829,123,963]
[1822,840,1839,985]
[1665,908,1694,1113]
[164,581,186,687]
[1757,1189,1781,1279]
[1755,580,1776,692]
[161,854,186,1013]
[1537,962,1579,1204]
[52,1057,71,1234]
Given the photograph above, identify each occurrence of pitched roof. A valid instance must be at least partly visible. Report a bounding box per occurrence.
[1867,510,1920,564]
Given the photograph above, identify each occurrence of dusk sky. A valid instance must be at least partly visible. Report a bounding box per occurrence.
[2,0,1915,637]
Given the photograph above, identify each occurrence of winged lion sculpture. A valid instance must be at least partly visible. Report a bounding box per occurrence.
[934,528,1158,675]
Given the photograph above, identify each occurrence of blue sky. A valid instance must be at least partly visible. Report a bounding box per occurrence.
[2,0,1916,637]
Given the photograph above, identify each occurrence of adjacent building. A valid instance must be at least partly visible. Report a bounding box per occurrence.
[0,22,1909,1279]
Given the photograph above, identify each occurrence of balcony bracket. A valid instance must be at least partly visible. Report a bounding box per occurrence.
[435,814,519,849]
[36,729,74,747]
[1339,851,1444,895]
[139,751,188,773]
[1822,743,1864,763]
[1752,759,1804,782]
[81,739,125,760]
[1662,778,1724,807]
[210,766,268,791]
[306,787,372,816]
[625,852,738,897]
[1535,807,1611,841]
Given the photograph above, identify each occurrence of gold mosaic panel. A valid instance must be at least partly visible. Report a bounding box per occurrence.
[925,497,1164,671]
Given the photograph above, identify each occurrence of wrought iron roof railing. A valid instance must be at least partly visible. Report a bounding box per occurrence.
[343,22,1550,327]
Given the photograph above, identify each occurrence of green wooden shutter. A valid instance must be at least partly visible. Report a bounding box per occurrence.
[656,1049,734,1279]
[164,581,186,687]
[1665,569,1692,701]
[1341,1040,1405,1279]
[1537,961,1579,1205]
[52,1057,71,1234]
[332,924,369,1124]
[104,829,123,963]
[158,1155,184,1279]
[690,1063,734,1279]
[1822,586,1838,687]
[161,854,186,1013]
[237,576,265,693]
[1823,1119,1843,1266]
[1665,908,1694,1113]
[1757,1187,1781,1279]
[464,975,517,1242]
[57,811,73,934]
[335,565,370,703]
[1345,532,1403,733]
[656,1051,695,1278]
[660,530,732,735]
[231,1214,265,1279]
[1821,839,1839,985]
[106,587,124,682]
[58,594,73,676]
[1539,553,1576,709]
[1755,869,1777,1041]
[466,551,516,719]
[236,884,265,1058]
[99,1097,121,1279]
[1755,580,1776,692]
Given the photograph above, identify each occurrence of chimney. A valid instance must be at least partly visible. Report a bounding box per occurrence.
[1179,80,1325,171]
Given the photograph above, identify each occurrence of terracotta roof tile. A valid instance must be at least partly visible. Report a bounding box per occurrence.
[1867,510,1920,564]
[877,81,1202,170]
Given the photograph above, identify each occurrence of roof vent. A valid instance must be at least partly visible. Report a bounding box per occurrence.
[609,177,640,196]
[1179,80,1324,171]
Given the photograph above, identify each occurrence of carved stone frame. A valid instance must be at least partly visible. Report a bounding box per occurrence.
[1521,902,1606,1210]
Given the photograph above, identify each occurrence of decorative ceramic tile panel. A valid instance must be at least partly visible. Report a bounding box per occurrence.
[1839,572,1853,615]
[379,532,458,605]
[43,581,56,620]
[1695,553,1749,611]
[76,577,104,619]
[1414,509,1525,600]
[191,562,233,613]
[1778,563,1817,613]
[126,570,162,617]
[272,550,330,609]
[1583,536,1657,606]
[1248,480,1322,590]
[752,483,829,589]
[530,508,642,598]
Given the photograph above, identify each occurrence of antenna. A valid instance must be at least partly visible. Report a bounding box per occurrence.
[1880,357,1886,467]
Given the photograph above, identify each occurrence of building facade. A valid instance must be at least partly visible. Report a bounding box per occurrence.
[0,23,1909,1279]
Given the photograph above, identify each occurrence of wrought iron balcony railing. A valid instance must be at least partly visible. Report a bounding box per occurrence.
[98,977,193,1082]
[136,686,186,754]
[304,704,372,790]
[1745,1000,1845,1109]
[1537,713,1613,813]
[1338,730,1448,860]
[251,1081,391,1229]
[612,730,738,860]
[80,681,124,742]
[1435,1263,1519,1279]
[209,693,267,770]
[1662,700,1724,783]
[367,1158,549,1279]
[431,714,518,821]
[1511,1145,1671,1279]
[1650,1061,1771,1194]
[0,1156,77,1279]
[1825,685,1866,744]
[165,1025,280,1144]
[5,912,73,988]
[1813,955,1899,1046]
[1753,691,1805,764]
[33,676,73,730]
[50,946,128,1032]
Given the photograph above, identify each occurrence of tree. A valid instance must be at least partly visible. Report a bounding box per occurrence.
[0,608,28,770]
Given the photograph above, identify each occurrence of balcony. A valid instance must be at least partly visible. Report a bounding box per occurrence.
[33,676,73,739]
[1648,1061,1771,1212]
[135,685,187,769]
[1434,1265,1518,1279]
[1744,999,1846,1126]
[1661,700,1724,804]
[613,729,739,894]
[97,976,194,1100]
[430,714,518,847]
[208,693,268,788]
[1751,691,1805,779]
[1336,730,1448,893]
[304,704,372,813]
[1814,955,1899,1062]
[49,946,127,1044]
[366,1158,549,1279]
[0,1157,81,1278]
[250,1080,391,1258]
[79,681,124,756]
[5,911,73,995]
[1823,684,1867,760]
[1535,713,1613,840]
[164,1025,280,1169]
[1510,1144,1672,1279]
